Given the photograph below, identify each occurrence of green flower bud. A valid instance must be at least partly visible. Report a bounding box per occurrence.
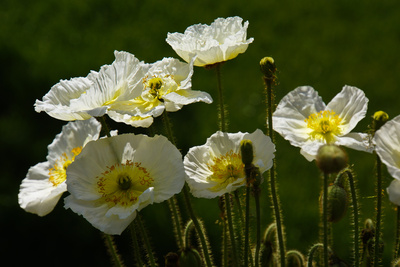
[372,111,389,132]
[260,223,277,266]
[321,183,348,223]
[316,145,348,174]
[165,252,179,267]
[260,57,277,80]
[179,248,202,267]
[240,139,254,166]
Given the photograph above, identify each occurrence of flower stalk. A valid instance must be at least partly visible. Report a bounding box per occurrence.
[261,57,286,267]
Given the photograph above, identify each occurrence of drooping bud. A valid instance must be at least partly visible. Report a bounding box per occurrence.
[260,57,277,80]
[240,139,254,166]
[321,183,348,223]
[372,111,389,132]
[286,250,305,267]
[179,248,202,267]
[165,252,179,267]
[316,145,348,174]
[260,224,277,266]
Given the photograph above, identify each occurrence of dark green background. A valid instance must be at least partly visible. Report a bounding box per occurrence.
[2,0,400,266]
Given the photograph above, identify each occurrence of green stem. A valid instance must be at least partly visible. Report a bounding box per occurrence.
[254,189,261,267]
[396,207,400,259]
[167,197,184,249]
[224,193,239,267]
[244,187,251,267]
[346,170,360,267]
[323,173,329,267]
[96,115,112,137]
[102,234,125,267]
[264,75,286,267]
[374,155,383,266]
[216,63,227,132]
[182,185,214,267]
[129,223,144,267]
[136,215,157,267]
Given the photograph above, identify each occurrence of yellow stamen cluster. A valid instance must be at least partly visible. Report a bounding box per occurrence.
[97,160,154,207]
[207,150,245,192]
[305,110,343,143]
[49,147,82,186]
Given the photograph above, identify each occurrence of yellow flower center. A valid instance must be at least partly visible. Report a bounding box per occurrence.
[147,77,163,99]
[49,147,82,186]
[207,150,245,192]
[96,160,154,207]
[305,110,343,143]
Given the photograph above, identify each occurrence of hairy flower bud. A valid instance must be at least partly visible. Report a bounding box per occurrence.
[321,183,348,223]
[179,248,202,267]
[316,145,348,174]
[260,57,277,80]
[372,111,389,132]
[165,252,179,267]
[240,139,254,166]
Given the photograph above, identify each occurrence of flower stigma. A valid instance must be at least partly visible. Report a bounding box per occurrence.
[49,147,82,186]
[207,150,245,192]
[147,77,163,99]
[97,160,154,206]
[305,110,343,143]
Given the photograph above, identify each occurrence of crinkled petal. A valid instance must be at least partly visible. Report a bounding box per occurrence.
[34,77,94,121]
[326,85,368,134]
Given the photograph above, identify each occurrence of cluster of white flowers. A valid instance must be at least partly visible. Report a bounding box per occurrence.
[20,15,400,239]
[20,16,269,235]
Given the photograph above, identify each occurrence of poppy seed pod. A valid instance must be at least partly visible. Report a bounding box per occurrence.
[316,145,348,174]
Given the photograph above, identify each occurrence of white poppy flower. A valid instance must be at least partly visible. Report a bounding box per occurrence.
[18,118,101,216]
[166,16,254,67]
[35,51,153,127]
[273,85,372,161]
[387,180,400,206]
[184,129,275,198]
[118,56,212,118]
[64,134,185,235]
[374,114,400,180]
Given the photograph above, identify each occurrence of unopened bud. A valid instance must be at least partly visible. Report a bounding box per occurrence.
[179,248,202,267]
[372,111,389,132]
[260,224,277,266]
[321,183,348,223]
[165,252,179,267]
[260,57,277,80]
[316,145,348,174]
[286,250,305,267]
[240,139,254,166]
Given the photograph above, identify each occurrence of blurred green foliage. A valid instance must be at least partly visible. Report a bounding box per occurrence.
[2,0,400,266]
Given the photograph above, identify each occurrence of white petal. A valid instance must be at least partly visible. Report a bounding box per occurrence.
[374,115,400,180]
[18,162,67,216]
[387,180,400,206]
[336,132,373,153]
[64,195,137,235]
[107,110,154,128]
[34,77,94,121]
[326,85,368,134]
[273,86,325,148]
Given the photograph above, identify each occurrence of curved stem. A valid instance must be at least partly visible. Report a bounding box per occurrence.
[374,155,383,266]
